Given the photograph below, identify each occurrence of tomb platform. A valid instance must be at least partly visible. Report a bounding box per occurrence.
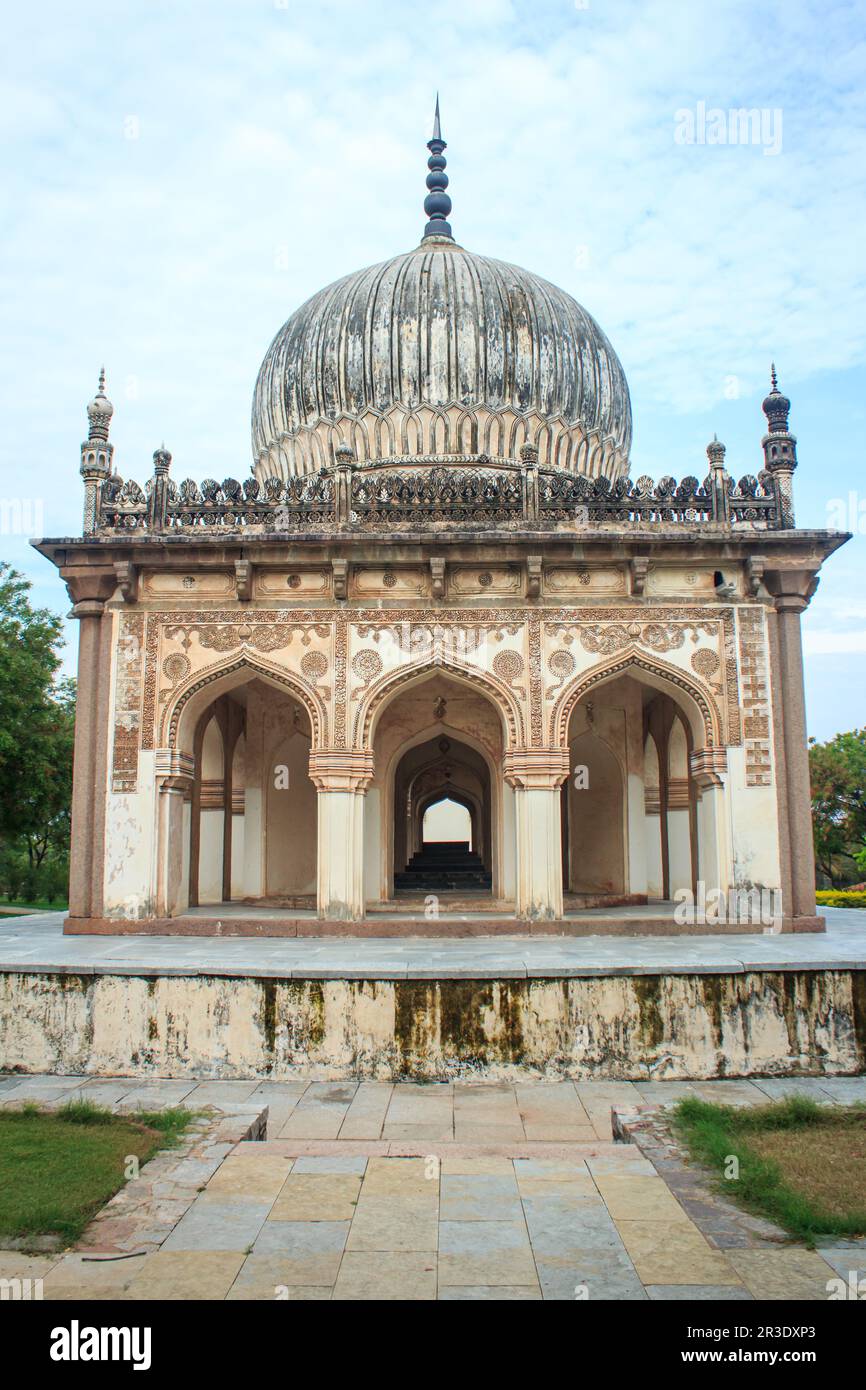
[0,909,862,1083]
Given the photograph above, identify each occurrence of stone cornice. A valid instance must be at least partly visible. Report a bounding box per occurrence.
[33,529,851,564]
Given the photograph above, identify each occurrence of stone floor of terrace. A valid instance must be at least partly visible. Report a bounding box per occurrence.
[0,906,864,978]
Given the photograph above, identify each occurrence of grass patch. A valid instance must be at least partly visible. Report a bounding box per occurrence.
[672,1095,866,1244]
[0,1102,195,1246]
[0,900,67,915]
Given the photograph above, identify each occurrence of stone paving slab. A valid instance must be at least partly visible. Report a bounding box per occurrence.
[0,1073,862,1301]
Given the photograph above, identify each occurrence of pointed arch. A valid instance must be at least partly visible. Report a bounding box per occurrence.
[355,651,524,749]
[165,653,327,751]
[551,646,721,749]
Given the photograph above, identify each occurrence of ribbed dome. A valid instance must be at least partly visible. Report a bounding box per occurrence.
[252,238,632,481]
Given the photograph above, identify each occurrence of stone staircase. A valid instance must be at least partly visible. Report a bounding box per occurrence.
[394,841,492,893]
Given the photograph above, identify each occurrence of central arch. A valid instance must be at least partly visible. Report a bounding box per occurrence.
[393,732,493,896]
[363,668,513,905]
[356,650,523,750]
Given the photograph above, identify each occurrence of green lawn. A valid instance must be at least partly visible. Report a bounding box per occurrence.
[0,901,67,915]
[0,1102,194,1246]
[672,1095,866,1243]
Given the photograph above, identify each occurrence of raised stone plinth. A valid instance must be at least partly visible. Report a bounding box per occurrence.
[0,911,863,1082]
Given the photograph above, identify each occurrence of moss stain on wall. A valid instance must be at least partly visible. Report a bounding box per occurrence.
[0,968,862,1081]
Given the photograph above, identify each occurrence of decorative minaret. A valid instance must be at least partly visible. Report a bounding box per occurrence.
[761,364,798,528]
[80,368,114,535]
[706,434,730,522]
[422,96,453,241]
[147,443,173,530]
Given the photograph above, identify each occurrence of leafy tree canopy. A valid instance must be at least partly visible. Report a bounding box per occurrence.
[0,564,75,853]
[809,728,866,887]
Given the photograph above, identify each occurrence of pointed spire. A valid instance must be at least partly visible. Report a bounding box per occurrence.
[423,96,453,241]
[762,362,791,433]
[86,366,113,442]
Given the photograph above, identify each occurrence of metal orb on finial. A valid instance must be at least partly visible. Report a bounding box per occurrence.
[423,95,453,241]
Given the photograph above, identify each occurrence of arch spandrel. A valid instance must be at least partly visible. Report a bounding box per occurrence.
[165,653,327,753]
[551,647,722,750]
[355,654,524,751]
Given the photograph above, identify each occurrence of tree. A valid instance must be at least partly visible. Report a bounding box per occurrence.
[0,564,75,902]
[809,728,866,886]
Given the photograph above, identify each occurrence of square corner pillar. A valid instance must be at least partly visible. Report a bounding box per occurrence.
[504,750,570,922]
[309,751,374,922]
[63,569,117,920]
[764,572,821,920]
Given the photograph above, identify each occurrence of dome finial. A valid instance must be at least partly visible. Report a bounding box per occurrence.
[423,96,453,242]
[762,362,791,433]
[86,365,113,442]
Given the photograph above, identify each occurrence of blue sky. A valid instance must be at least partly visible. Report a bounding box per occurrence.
[1,0,864,740]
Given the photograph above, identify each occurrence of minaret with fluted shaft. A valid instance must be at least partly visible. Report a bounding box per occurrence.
[80,368,114,535]
[423,96,453,241]
[761,365,798,527]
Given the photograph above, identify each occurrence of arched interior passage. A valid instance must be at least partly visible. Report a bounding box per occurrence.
[393,733,491,893]
[365,670,510,902]
[564,672,700,904]
[187,677,317,908]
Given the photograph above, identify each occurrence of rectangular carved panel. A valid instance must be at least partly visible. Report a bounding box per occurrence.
[544,566,626,597]
[141,570,236,598]
[111,612,145,793]
[738,606,772,786]
[350,567,428,598]
[254,569,330,598]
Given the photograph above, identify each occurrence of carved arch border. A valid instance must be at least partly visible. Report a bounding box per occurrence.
[164,653,327,751]
[551,647,723,750]
[355,652,524,751]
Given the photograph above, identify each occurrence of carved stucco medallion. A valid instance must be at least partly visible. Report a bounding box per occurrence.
[351,648,384,698]
[492,649,525,697]
[546,648,576,698]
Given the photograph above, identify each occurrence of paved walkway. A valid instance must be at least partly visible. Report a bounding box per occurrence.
[2,1074,864,1300]
[1,908,863,977]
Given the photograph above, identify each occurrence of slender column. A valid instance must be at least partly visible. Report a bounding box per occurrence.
[63,569,117,921]
[765,573,819,919]
[188,716,207,908]
[221,704,244,903]
[690,748,730,901]
[503,750,570,921]
[154,752,194,917]
[309,751,374,921]
[667,779,692,896]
